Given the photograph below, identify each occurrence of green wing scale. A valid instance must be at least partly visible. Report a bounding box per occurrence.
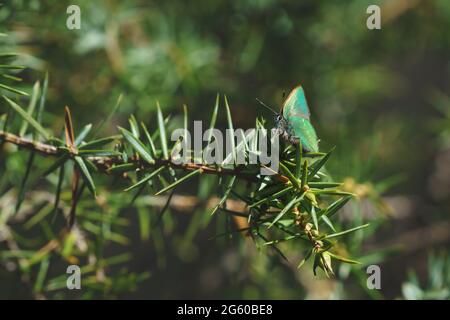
[282,85,310,119]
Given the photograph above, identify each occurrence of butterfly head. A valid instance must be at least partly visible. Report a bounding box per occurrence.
[275,114,283,123]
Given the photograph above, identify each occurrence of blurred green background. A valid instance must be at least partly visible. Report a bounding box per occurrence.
[0,0,449,299]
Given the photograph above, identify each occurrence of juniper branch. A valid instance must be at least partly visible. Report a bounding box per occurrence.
[0,130,260,183]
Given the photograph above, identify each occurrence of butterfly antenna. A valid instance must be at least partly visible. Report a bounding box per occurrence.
[255,98,278,115]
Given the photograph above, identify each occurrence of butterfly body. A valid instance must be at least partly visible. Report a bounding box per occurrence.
[276,85,319,152]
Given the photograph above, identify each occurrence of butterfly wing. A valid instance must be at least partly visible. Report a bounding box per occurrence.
[282,85,319,152]
[282,85,310,120]
[289,117,319,152]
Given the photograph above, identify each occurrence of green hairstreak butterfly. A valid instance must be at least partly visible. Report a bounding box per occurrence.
[257,85,319,152]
